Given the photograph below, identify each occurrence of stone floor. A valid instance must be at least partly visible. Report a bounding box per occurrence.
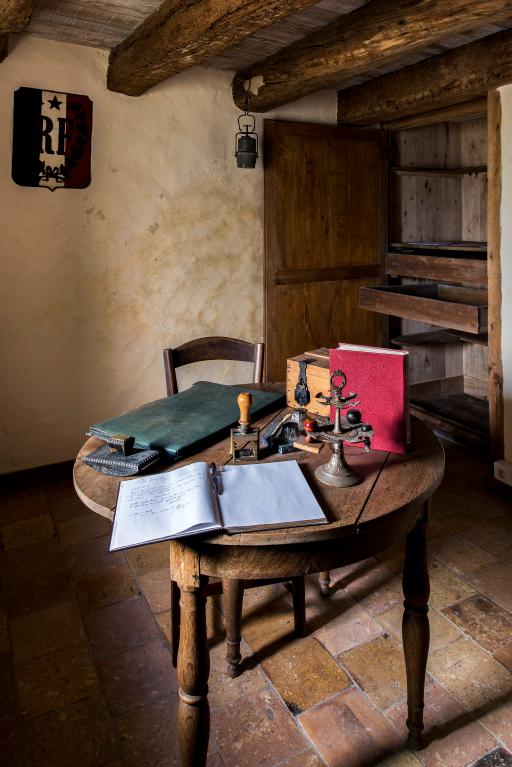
[1,440,512,767]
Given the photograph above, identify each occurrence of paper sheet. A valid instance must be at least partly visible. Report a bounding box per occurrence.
[218,461,326,532]
[110,462,219,550]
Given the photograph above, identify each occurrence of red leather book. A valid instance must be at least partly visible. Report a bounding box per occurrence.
[329,344,410,454]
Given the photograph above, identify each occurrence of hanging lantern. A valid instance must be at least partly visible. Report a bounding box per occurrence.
[235,97,258,169]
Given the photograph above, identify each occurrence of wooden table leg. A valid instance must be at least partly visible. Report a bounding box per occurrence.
[172,542,210,767]
[223,578,244,678]
[402,501,430,751]
[319,571,331,597]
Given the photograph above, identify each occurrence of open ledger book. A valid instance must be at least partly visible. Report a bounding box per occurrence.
[110,460,327,551]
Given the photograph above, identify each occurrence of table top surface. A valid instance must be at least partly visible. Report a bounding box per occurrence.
[74,389,445,548]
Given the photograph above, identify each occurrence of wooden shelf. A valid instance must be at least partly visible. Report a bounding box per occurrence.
[391,241,487,253]
[393,165,487,178]
[359,283,488,334]
[385,251,487,288]
[410,377,489,450]
[392,330,488,347]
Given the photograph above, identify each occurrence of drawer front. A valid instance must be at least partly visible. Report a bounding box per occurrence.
[385,253,487,288]
[359,285,487,334]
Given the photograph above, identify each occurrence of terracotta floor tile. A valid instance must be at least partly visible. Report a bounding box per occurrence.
[430,534,496,577]
[428,637,512,711]
[57,513,112,546]
[116,696,219,767]
[378,605,461,653]
[274,750,325,767]
[343,563,403,616]
[480,695,512,752]
[386,681,497,767]
[472,749,512,767]
[495,642,512,671]
[15,645,99,719]
[3,537,65,584]
[137,567,172,614]
[242,594,297,654]
[23,694,118,767]
[0,488,49,527]
[207,638,268,708]
[75,562,141,613]
[10,602,87,665]
[45,480,91,522]
[6,566,74,618]
[460,518,512,561]
[376,752,422,766]
[339,636,409,710]
[84,595,160,657]
[299,686,401,767]
[314,601,384,657]
[211,686,306,767]
[467,563,512,613]
[428,561,476,610]
[125,541,169,576]
[442,595,512,653]
[63,534,125,578]
[1,514,55,550]
[261,635,351,714]
[0,711,29,767]
[376,545,406,575]
[96,638,176,716]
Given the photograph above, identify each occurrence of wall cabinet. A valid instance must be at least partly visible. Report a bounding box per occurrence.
[359,112,491,450]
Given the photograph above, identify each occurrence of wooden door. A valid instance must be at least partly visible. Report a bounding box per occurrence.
[264,120,387,381]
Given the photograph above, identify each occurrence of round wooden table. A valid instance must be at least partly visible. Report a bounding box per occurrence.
[74,410,444,767]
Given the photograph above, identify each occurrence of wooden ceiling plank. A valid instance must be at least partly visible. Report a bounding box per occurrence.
[337,28,512,125]
[231,0,512,112]
[107,0,323,97]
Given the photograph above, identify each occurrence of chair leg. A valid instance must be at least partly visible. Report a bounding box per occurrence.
[319,571,331,597]
[291,576,307,637]
[223,578,245,678]
[171,579,181,668]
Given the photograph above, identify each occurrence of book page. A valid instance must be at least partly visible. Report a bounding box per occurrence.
[110,462,220,551]
[218,461,326,533]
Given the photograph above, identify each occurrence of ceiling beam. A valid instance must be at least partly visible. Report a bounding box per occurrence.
[0,0,31,30]
[232,0,512,112]
[107,0,322,97]
[337,28,512,125]
[0,0,31,60]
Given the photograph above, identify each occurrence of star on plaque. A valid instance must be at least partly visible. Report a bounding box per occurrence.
[48,95,62,110]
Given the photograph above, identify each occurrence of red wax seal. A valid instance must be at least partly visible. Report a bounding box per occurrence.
[303,417,316,442]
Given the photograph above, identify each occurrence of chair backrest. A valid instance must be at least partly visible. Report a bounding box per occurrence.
[163,336,264,396]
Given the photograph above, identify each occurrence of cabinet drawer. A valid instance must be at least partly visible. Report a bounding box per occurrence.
[359,283,488,334]
[385,252,487,288]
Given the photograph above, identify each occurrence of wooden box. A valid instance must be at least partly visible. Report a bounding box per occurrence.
[286,352,330,415]
[359,283,488,334]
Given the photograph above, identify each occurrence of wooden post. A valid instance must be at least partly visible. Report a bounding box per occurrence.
[402,502,430,751]
[487,89,504,461]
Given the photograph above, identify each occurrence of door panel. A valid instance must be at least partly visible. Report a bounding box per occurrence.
[264,120,388,382]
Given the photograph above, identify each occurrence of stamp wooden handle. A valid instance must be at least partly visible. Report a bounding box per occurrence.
[237,391,253,428]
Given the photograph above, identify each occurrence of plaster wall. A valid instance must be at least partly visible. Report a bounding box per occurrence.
[499,85,512,463]
[0,36,336,473]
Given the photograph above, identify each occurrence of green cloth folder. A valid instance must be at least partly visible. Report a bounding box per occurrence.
[89,382,285,460]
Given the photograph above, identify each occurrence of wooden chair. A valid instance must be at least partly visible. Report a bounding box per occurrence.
[163,336,307,677]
